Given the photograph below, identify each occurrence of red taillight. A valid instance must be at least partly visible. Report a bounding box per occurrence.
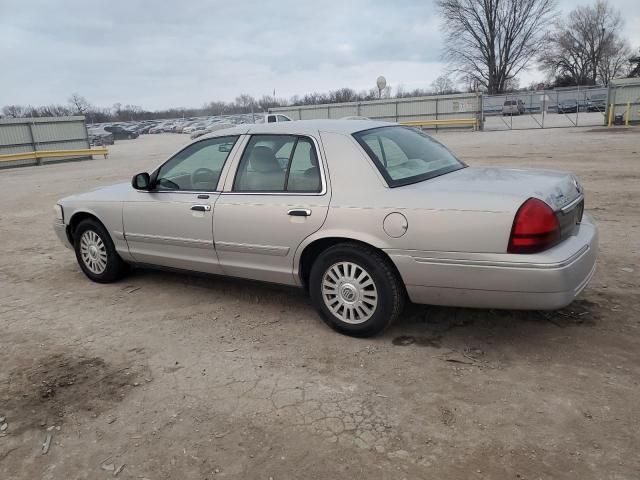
[508,198,560,254]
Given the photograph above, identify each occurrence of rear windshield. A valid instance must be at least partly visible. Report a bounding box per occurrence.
[353,126,465,187]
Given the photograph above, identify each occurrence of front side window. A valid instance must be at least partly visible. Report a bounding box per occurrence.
[353,126,465,187]
[154,136,238,191]
[233,135,321,193]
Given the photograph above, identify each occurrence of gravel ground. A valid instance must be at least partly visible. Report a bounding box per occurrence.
[1,126,639,479]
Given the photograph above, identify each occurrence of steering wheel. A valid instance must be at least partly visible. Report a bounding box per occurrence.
[191,167,217,190]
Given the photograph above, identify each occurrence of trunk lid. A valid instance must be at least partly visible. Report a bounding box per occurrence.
[419,166,583,211]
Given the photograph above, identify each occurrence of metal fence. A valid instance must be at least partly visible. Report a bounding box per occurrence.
[268,83,640,131]
[482,85,609,130]
[269,92,481,127]
[0,116,90,168]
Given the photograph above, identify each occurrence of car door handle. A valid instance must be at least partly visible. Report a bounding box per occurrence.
[191,204,211,212]
[288,208,312,217]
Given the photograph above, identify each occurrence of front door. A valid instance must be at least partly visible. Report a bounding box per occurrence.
[214,134,329,284]
[123,135,240,274]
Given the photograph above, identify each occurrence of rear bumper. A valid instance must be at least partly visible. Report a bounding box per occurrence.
[386,214,598,310]
[53,221,73,249]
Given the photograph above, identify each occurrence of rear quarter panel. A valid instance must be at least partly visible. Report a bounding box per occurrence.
[306,132,520,254]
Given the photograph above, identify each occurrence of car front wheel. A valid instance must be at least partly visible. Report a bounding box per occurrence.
[309,243,405,337]
[74,219,128,283]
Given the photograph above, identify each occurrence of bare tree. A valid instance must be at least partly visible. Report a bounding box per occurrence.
[68,93,91,115]
[598,37,631,84]
[329,88,359,103]
[203,100,228,116]
[437,0,556,94]
[395,87,432,98]
[38,104,72,117]
[540,27,592,85]
[2,105,27,118]
[629,49,640,78]
[234,94,256,113]
[257,95,284,112]
[540,1,627,85]
[431,75,455,94]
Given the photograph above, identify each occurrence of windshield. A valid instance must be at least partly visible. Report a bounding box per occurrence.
[353,126,465,187]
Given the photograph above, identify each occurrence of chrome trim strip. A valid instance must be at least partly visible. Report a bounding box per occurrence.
[136,190,220,195]
[221,191,326,197]
[215,241,290,256]
[113,230,125,240]
[411,245,589,270]
[125,233,213,249]
[561,195,584,213]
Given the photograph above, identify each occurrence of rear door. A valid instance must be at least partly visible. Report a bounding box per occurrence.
[213,133,330,285]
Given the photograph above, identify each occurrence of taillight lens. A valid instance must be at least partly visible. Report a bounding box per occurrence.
[508,198,560,254]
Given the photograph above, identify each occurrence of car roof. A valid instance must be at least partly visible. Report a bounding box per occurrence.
[199,119,395,141]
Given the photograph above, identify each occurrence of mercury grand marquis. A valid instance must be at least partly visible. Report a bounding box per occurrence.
[53,120,598,337]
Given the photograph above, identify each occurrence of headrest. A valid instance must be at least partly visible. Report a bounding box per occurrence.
[249,146,280,173]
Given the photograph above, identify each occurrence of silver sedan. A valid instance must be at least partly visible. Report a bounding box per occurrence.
[53,120,598,337]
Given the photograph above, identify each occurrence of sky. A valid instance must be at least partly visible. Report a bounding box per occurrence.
[1,0,639,111]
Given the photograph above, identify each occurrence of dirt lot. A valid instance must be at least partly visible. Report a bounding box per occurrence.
[1,127,639,479]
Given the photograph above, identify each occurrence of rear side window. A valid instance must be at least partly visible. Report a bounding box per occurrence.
[353,126,465,187]
[233,135,321,193]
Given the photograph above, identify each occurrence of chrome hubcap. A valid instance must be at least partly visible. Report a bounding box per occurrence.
[321,261,378,324]
[80,230,107,274]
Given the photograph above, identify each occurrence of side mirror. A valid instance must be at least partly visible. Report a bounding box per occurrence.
[132,172,151,190]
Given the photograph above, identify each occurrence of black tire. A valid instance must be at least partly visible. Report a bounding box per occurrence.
[309,243,405,337]
[73,219,128,283]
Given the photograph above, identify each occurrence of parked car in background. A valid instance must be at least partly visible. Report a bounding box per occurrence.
[190,122,234,139]
[137,123,157,134]
[174,121,197,133]
[88,127,114,146]
[149,123,166,134]
[265,113,293,123]
[104,125,139,139]
[341,116,371,120]
[183,122,207,134]
[557,99,579,114]
[502,100,526,116]
[586,93,607,112]
[53,120,597,338]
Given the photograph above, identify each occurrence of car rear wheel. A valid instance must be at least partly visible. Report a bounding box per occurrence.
[74,219,128,283]
[309,243,404,337]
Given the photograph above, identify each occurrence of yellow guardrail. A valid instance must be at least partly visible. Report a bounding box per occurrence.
[0,148,109,163]
[400,118,478,129]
